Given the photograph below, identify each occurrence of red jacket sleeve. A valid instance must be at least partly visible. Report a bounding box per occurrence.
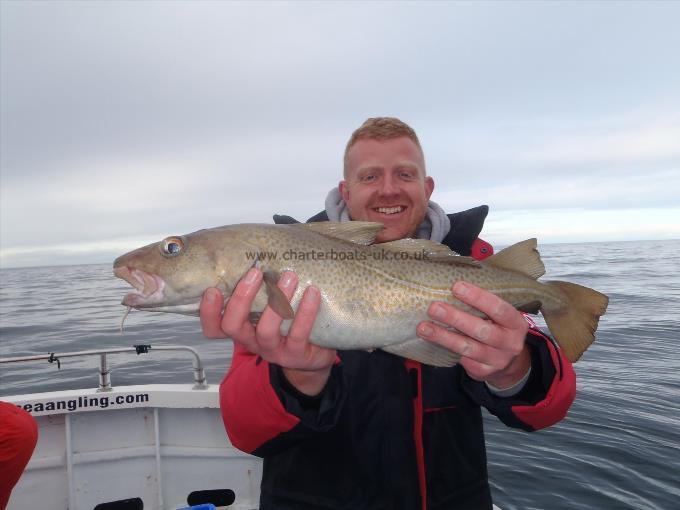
[461,327,576,431]
[220,344,346,456]
[220,344,300,453]
[510,329,576,430]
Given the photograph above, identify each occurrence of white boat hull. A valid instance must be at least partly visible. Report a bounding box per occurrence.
[4,384,261,510]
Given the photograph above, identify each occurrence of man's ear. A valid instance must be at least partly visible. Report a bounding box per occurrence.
[424,176,435,200]
[339,180,350,202]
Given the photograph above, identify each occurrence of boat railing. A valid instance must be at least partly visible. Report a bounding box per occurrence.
[0,344,208,391]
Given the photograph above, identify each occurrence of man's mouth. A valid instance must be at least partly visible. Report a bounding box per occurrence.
[373,206,405,215]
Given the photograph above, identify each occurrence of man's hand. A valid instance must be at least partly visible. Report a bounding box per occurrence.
[417,281,531,389]
[200,268,336,396]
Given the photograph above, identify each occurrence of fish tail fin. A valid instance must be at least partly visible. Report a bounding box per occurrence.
[542,281,609,362]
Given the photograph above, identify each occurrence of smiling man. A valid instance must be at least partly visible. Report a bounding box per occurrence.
[201,117,576,510]
[339,134,434,243]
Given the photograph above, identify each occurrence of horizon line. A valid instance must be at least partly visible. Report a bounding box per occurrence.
[1,237,677,271]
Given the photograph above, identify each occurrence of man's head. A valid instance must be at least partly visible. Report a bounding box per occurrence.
[340,117,435,242]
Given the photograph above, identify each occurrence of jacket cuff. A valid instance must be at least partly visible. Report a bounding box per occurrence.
[220,356,301,453]
[461,328,576,431]
[510,329,576,430]
[270,362,346,432]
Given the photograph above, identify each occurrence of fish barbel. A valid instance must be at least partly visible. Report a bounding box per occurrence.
[113,222,608,365]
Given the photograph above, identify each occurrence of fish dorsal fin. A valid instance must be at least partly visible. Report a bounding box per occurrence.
[378,239,482,267]
[299,221,384,245]
[484,238,545,279]
[379,238,453,255]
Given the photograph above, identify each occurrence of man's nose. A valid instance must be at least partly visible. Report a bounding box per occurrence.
[378,174,399,195]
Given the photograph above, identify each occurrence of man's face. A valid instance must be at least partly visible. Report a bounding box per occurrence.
[340,137,435,243]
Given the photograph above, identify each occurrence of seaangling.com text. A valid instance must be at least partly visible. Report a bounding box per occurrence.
[17,393,150,414]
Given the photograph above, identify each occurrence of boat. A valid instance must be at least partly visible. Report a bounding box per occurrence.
[1,345,261,510]
[1,344,503,510]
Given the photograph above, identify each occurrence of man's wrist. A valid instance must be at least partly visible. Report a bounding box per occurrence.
[282,366,332,397]
[485,344,532,391]
[486,365,531,397]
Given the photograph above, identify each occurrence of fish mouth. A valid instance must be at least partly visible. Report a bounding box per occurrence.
[113,266,166,308]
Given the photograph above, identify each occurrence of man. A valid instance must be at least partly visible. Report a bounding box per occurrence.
[200,118,576,509]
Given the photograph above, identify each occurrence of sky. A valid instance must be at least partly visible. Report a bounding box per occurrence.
[1,1,679,268]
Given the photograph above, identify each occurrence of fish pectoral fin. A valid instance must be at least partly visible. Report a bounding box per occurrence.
[262,270,295,319]
[298,221,384,245]
[484,238,545,279]
[381,339,460,367]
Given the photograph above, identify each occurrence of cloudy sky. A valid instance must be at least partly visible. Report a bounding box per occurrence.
[1,1,679,268]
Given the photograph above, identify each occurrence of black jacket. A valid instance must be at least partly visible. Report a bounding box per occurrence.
[220,206,576,510]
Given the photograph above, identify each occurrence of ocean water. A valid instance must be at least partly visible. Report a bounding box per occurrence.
[1,239,679,510]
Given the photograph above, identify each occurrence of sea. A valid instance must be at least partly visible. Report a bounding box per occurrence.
[1,239,679,510]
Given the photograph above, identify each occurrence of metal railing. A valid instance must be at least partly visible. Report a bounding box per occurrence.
[0,344,208,391]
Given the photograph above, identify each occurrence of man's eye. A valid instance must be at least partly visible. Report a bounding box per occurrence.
[362,174,376,182]
[400,171,415,180]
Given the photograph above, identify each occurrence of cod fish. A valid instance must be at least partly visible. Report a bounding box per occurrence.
[113,222,608,366]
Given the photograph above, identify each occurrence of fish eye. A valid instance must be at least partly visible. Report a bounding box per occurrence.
[160,236,184,257]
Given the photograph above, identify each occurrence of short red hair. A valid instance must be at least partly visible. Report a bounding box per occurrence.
[344,117,423,177]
